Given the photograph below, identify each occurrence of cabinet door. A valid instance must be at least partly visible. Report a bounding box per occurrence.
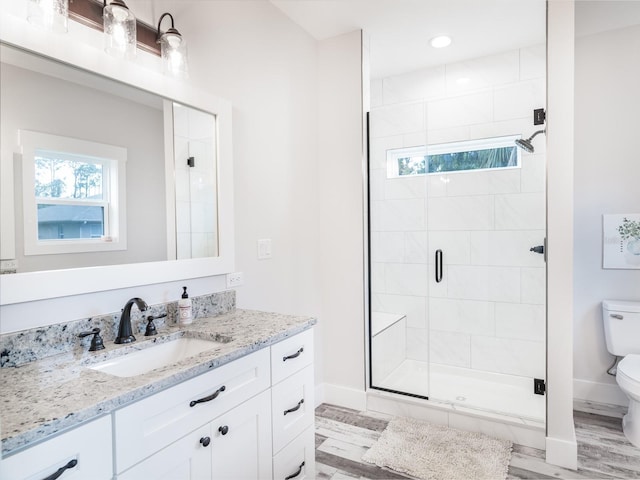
[211,389,273,480]
[0,416,112,480]
[117,425,212,480]
[273,426,315,480]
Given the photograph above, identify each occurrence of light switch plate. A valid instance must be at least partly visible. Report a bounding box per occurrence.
[257,239,272,259]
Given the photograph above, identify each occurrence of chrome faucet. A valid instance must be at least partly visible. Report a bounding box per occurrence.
[115,297,149,344]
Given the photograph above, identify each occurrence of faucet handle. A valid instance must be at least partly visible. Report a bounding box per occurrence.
[78,328,105,352]
[145,313,167,336]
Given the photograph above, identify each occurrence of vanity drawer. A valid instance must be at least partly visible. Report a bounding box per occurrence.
[271,364,314,454]
[271,328,314,385]
[114,348,270,473]
[273,426,316,480]
[0,415,112,480]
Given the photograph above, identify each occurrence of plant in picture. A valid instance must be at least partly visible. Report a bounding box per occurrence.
[617,217,640,255]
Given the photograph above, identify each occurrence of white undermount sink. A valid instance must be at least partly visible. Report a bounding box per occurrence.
[88,337,225,378]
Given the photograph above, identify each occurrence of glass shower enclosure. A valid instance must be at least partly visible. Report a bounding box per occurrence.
[368,43,547,423]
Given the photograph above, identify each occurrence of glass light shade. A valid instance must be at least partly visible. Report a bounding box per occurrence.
[160,33,188,78]
[103,2,137,59]
[27,0,68,33]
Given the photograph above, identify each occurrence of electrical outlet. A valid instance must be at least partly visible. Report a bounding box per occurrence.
[0,259,17,272]
[226,272,243,288]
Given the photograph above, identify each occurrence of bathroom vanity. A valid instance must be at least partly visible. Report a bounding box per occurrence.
[0,309,316,480]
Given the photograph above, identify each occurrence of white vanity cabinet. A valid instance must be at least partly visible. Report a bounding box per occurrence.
[114,328,315,480]
[270,329,316,480]
[0,415,112,480]
[118,390,272,480]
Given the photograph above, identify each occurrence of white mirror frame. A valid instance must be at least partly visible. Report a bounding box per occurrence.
[0,11,234,304]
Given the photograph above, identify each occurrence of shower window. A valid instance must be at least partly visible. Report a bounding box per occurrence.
[387,135,520,178]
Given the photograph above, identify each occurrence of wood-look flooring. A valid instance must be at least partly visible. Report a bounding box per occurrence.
[314,403,640,480]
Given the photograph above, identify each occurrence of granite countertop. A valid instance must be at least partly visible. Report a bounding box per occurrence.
[0,309,316,456]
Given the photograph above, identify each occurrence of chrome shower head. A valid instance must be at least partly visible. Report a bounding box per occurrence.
[515,129,545,153]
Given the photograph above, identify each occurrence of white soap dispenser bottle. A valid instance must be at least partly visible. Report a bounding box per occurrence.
[178,286,192,325]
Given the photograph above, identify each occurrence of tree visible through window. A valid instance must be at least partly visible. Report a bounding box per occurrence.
[388,135,521,178]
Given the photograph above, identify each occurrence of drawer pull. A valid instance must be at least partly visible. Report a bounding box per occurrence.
[200,436,211,447]
[190,385,226,407]
[284,398,304,416]
[283,347,304,362]
[42,459,78,480]
[218,425,229,435]
[284,461,305,480]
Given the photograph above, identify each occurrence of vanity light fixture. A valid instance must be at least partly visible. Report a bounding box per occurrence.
[103,0,137,58]
[27,0,68,33]
[157,13,188,78]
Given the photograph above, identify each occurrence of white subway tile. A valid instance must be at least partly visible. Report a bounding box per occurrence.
[428,196,494,230]
[445,50,519,95]
[470,230,546,267]
[469,118,531,140]
[369,168,385,201]
[404,231,428,264]
[520,44,546,81]
[427,126,471,145]
[403,132,427,148]
[428,231,471,265]
[494,81,540,121]
[385,263,429,296]
[495,193,545,230]
[371,232,405,263]
[378,198,426,231]
[448,266,521,302]
[427,174,449,197]
[495,303,545,341]
[384,175,426,199]
[370,102,424,138]
[520,154,546,193]
[383,66,446,104]
[430,330,471,367]
[427,91,493,129]
[370,262,385,294]
[444,169,520,197]
[471,336,545,378]
[369,135,403,169]
[521,267,545,305]
[372,293,427,329]
[428,264,448,298]
[371,78,383,108]
[429,298,495,336]
[406,327,429,361]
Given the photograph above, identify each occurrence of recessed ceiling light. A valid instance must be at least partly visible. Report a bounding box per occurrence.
[430,35,452,48]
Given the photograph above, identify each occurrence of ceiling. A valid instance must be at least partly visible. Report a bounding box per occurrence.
[270,0,547,78]
[270,0,640,79]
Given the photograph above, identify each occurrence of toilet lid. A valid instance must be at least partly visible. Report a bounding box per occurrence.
[618,354,640,380]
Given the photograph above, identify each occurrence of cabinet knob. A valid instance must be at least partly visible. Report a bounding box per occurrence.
[200,436,211,447]
[218,425,229,436]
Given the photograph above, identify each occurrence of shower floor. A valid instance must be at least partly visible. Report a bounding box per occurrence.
[378,359,545,422]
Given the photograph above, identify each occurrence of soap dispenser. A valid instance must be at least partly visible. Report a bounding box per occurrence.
[178,286,193,325]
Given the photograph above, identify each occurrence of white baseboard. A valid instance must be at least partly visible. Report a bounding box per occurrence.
[545,435,578,470]
[573,378,628,406]
[320,383,367,411]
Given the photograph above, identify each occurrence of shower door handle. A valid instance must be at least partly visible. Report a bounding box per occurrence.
[435,249,443,283]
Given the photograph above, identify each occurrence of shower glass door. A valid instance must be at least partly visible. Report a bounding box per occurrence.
[368,42,547,423]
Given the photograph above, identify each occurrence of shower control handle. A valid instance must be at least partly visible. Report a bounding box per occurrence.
[435,249,443,283]
[530,245,544,254]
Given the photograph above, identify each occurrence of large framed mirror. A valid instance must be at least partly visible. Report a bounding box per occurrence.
[0,14,234,305]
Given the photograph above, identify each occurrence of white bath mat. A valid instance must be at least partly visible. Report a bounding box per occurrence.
[362,416,512,480]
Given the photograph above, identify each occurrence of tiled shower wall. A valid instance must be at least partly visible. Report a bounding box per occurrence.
[370,45,546,382]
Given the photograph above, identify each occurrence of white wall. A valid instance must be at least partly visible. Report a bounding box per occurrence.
[317,30,366,408]
[573,23,640,405]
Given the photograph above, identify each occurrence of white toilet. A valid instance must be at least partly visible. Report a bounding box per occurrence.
[602,300,640,447]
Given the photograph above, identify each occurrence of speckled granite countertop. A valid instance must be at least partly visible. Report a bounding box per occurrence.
[0,309,316,456]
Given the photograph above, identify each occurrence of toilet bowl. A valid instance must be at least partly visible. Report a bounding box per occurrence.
[602,300,640,447]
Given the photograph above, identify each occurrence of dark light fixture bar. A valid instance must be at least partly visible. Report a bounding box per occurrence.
[68,0,160,56]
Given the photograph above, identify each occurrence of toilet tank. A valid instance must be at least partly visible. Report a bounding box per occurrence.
[602,300,640,356]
